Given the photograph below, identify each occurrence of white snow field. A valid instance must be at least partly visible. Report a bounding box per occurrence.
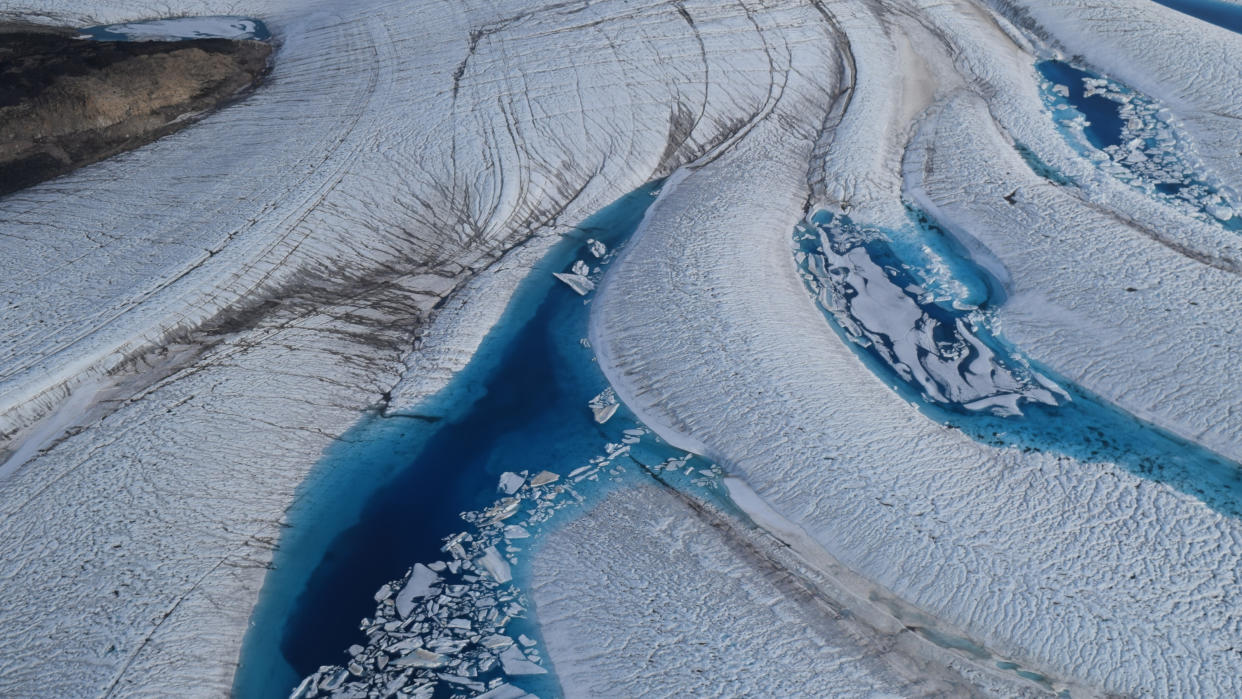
[2,0,1242,696]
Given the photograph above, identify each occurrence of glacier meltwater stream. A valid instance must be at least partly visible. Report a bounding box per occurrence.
[234,181,732,698]
[236,42,1242,693]
[797,210,1242,520]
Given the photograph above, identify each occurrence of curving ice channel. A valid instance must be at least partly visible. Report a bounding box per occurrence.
[239,182,731,699]
[1037,59,1242,230]
[797,209,1242,517]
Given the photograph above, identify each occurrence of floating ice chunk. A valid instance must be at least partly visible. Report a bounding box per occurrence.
[497,472,525,495]
[529,470,559,487]
[385,638,422,654]
[481,634,515,649]
[592,402,618,423]
[437,674,484,691]
[553,272,595,295]
[517,634,536,647]
[486,497,521,522]
[587,239,607,258]
[572,260,591,276]
[477,683,534,699]
[588,388,619,423]
[391,648,447,669]
[383,674,409,697]
[1208,203,1234,221]
[320,667,349,691]
[498,645,546,675]
[373,583,392,602]
[290,673,317,699]
[503,525,531,539]
[396,564,441,618]
[477,546,512,583]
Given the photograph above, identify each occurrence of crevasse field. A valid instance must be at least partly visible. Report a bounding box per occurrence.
[1,0,1241,697]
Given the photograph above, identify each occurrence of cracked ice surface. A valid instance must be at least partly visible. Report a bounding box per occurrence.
[3,0,1242,696]
[0,0,845,694]
[591,2,1242,695]
[532,485,952,697]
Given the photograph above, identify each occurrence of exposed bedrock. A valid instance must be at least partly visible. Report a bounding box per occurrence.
[0,26,272,195]
[0,0,860,695]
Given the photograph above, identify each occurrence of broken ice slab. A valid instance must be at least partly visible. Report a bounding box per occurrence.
[553,272,595,295]
[503,525,531,539]
[485,497,521,522]
[529,470,559,487]
[571,260,590,276]
[592,402,618,424]
[480,634,515,649]
[498,645,547,675]
[320,667,349,691]
[477,546,512,583]
[437,673,484,692]
[587,238,607,258]
[517,634,536,647]
[290,673,317,699]
[391,648,448,669]
[497,472,525,495]
[384,638,423,654]
[373,583,393,603]
[477,684,535,699]
[396,564,441,618]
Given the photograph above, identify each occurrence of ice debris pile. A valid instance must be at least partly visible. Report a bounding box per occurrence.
[796,213,1066,417]
[292,417,708,698]
[1039,61,1241,229]
[552,238,607,296]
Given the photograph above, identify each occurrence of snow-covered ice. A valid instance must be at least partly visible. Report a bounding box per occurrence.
[2,0,1242,695]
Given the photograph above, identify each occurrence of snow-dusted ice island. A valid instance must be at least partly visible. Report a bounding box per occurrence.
[1,0,1242,696]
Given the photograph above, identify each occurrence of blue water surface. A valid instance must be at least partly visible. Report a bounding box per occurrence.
[797,210,1242,518]
[234,181,669,697]
[1036,60,1124,150]
[1036,59,1242,233]
[1152,0,1242,34]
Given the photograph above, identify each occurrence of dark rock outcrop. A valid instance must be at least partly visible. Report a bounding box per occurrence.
[0,24,271,195]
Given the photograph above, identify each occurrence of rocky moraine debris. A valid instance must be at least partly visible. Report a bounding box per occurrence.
[0,22,272,195]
